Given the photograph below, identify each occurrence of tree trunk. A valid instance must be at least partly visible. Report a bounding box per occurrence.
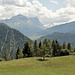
[42,56,45,61]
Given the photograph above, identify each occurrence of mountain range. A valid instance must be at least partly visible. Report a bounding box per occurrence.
[0,23,31,56]
[0,14,44,36]
[38,32,75,47]
[37,21,75,47]
[36,21,75,36]
[0,14,75,47]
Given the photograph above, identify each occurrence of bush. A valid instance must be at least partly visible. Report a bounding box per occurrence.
[0,58,5,61]
[59,49,70,56]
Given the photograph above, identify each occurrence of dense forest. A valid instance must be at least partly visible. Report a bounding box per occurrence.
[0,39,75,61]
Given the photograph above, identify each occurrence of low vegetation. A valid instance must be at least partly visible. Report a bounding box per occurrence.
[0,56,75,75]
[0,39,75,61]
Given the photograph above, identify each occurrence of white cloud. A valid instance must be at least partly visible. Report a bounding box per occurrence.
[65,0,75,7]
[1,0,29,6]
[0,0,75,28]
[50,0,59,5]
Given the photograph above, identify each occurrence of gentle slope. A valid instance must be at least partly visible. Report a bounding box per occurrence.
[0,56,75,75]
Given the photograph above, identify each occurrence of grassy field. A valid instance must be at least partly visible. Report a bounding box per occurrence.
[0,56,75,75]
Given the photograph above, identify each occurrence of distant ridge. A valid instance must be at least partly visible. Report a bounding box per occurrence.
[38,32,75,47]
[38,21,75,36]
[0,14,44,36]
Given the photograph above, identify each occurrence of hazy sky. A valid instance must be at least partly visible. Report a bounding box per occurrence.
[0,0,75,27]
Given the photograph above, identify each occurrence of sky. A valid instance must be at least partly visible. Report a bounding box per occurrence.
[0,0,75,28]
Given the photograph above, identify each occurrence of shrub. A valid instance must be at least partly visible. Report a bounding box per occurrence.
[59,49,70,56]
[0,58,5,61]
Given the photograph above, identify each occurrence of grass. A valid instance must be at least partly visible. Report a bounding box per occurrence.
[0,55,75,75]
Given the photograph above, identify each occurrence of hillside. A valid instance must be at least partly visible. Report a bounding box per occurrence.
[0,23,31,55]
[35,21,75,37]
[0,56,75,75]
[0,14,44,36]
[38,32,75,47]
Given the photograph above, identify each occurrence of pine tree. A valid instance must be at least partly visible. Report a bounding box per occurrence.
[34,40,39,57]
[46,39,52,56]
[63,42,67,49]
[23,43,26,58]
[11,53,14,60]
[43,38,48,47]
[16,46,23,59]
[52,40,57,56]
[67,42,72,50]
[39,41,42,48]
[55,40,61,56]
[23,42,32,57]
[29,41,34,57]
[38,39,50,60]
[2,46,9,61]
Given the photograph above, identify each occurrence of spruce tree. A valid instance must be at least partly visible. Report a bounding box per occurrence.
[55,40,61,56]
[34,40,39,57]
[16,46,23,59]
[39,41,42,48]
[38,44,48,60]
[2,46,9,61]
[29,41,34,57]
[23,42,31,57]
[23,43,26,58]
[38,39,50,60]
[47,39,52,56]
[52,40,57,56]
[67,42,72,50]
[63,42,67,49]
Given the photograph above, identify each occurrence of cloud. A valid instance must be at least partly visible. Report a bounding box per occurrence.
[1,0,29,6]
[0,0,75,28]
[65,0,75,7]
[49,0,59,5]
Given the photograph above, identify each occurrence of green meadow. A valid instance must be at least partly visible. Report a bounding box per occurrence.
[0,56,75,75]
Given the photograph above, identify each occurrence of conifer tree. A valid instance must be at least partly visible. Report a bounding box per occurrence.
[29,41,34,57]
[55,40,61,56]
[34,40,39,57]
[2,46,9,61]
[39,41,42,48]
[16,46,23,59]
[23,42,31,57]
[67,42,72,50]
[38,39,50,60]
[11,54,14,60]
[52,40,57,56]
[63,42,67,49]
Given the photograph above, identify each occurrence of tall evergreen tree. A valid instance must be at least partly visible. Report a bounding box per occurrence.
[16,46,23,59]
[2,46,9,61]
[55,40,61,56]
[23,42,31,57]
[38,44,49,61]
[52,40,57,56]
[34,40,39,57]
[39,41,42,48]
[63,42,67,49]
[29,41,34,57]
[43,38,48,47]
[38,39,51,60]
[67,42,72,50]
[46,39,52,56]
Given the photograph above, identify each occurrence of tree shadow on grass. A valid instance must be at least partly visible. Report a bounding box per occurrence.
[37,59,48,61]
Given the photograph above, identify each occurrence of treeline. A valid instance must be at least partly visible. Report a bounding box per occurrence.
[0,39,75,61]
